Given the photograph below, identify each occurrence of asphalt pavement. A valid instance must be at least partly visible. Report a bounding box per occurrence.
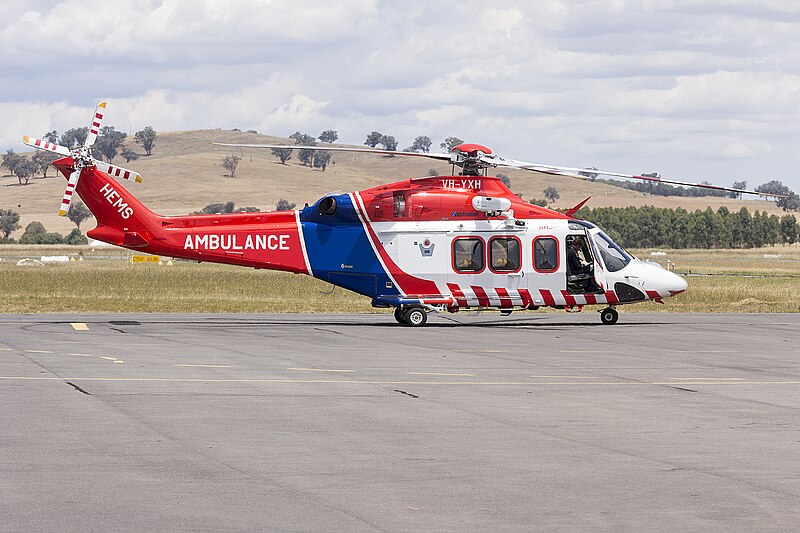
[1,312,799,531]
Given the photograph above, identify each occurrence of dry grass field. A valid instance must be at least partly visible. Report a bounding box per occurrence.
[1,244,797,315]
[2,129,786,236]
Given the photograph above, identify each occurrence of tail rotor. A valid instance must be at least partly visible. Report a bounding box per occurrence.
[22,100,143,216]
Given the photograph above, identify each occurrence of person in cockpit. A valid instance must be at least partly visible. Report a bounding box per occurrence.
[567,236,599,294]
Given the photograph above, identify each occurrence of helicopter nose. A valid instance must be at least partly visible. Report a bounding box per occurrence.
[665,270,688,295]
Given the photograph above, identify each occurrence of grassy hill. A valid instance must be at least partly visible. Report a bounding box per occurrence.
[2,129,787,236]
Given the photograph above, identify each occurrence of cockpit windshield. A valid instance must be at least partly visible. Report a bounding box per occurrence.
[592,231,632,272]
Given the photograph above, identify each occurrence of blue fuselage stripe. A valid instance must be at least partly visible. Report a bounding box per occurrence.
[299,194,400,298]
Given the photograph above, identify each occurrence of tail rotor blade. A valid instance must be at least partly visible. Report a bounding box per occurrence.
[23,136,71,156]
[58,170,81,217]
[85,101,107,147]
[94,159,142,183]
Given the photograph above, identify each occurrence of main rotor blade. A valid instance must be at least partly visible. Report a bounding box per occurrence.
[483,155,783,198]
[22,136,71,156]
[85,101,107,147]
[58,169,81,216]
[94,159,142,182]
[212,142,455,162]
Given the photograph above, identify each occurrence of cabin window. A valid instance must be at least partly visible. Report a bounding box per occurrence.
[489,237,521,273]
[533,237,558,273]
[453,237,484,273]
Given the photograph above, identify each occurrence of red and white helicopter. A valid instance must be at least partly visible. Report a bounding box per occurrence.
[24,101,772,326]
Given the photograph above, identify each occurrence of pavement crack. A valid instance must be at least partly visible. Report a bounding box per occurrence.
[65,381,92,395]
[394,389,419,399]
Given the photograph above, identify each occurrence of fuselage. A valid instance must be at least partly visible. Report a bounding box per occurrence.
[56,158,688,314]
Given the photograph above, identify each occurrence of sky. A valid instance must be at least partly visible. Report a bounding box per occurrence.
[2,0,799,192]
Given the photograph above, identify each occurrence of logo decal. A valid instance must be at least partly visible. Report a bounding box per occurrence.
[99,183,133,219]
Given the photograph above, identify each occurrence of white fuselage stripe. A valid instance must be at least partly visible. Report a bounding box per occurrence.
[295,210,313,276]
[352,192,404,296]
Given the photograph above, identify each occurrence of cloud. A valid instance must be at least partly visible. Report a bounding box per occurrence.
[3,1,800,191]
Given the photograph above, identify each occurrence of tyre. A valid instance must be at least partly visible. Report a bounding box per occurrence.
[403,307,428,327]
[393,307,406,324]
[600,307,619,325]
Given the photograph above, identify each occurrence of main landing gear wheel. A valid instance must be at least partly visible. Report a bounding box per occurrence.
[600,307,619,325]
[402,307,428,327]
[394,307,406,324]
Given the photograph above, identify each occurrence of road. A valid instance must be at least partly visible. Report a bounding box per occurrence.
[1,312,799,531]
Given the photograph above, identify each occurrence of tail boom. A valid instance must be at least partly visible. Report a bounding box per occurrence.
[54,158,311,274]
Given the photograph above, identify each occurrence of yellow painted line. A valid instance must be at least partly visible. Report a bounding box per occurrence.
[175,364,232,368]
[671,377,744,381]
[530,375,598,379]
[0,348,12,351]
[1,376,800,386]
[287,367,354,373]
[409,372,475,377]
[672,350,736,354]
[70,323,89,331]
[25,350,53,354]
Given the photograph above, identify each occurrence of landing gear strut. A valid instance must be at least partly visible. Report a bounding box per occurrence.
[394,306,428,327]
[600,307,619,325]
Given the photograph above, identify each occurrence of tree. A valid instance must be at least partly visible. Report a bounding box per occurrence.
[19,221,63,244]
[221,154,242,177]
[195,202,236,214]
[65,228,88,245]
[755,180,791,199]
[60,127,88,148]
[271,147,293,164]
[275,199,296,211]
[781,215,798,244]
[730,180,747,199]
[364,131,383,148]
[192,202,259,215]
[778,192,800,212]
[67,202,93,230]
[440,136,464,151]
[94,126,127,162]
[497,173,512,189]
[427,168,439,177]
[15,157,38,185]
[44,130,59,144]
[290,132,317,166]
[2,149,23,176]
[578,167,599,181]
[121,148,140,163]
[32,150,58,178]
[0,209,21,239]
[380,135,398,151]
[318,130,338,143]
[544,186,560,203]
[406,136,432,153]
[313,150,332,171]
[134,126,158,155]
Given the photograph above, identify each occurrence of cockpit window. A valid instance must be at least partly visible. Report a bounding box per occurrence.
[593,231,631,272]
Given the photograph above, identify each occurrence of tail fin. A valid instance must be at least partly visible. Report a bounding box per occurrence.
[54,157,160,247]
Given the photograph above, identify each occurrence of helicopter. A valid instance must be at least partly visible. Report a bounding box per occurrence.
[23,101,777,326]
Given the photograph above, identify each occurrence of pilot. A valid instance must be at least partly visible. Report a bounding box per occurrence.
[567,236,591,276]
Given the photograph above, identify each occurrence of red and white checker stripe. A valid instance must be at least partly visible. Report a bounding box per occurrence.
[22,136,70,156]
[442,285,665,309]
[85,101,107,147]
[58,170,81,216]
[95,160,142,183]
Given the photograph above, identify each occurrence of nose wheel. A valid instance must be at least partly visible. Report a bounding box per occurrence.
[394,306,428,327]
[600,307,619,325]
